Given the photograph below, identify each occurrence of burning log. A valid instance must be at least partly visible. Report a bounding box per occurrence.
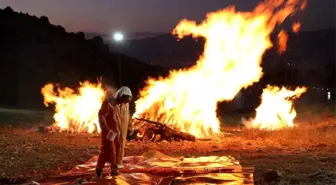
[130,118,196,142]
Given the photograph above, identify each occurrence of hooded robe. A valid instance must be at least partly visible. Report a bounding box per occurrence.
[96,96,121,170]
[114,86,132,164]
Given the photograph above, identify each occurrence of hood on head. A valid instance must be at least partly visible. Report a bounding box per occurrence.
[114,86,132,99]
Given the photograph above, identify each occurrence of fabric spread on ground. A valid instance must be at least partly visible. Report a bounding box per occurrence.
[38,150,254,185]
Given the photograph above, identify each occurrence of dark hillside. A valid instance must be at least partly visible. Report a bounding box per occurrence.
[0,7,167,109]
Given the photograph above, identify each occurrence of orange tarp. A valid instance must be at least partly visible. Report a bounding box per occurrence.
[38,150,254,185]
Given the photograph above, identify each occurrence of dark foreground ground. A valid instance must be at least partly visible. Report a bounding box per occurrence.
[0,103,335,185]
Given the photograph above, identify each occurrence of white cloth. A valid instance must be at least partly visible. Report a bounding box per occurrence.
[114,86,132,133]
[114,86,132,163]
[114,86,132,99]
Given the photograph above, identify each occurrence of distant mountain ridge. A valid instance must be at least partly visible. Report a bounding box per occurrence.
[108,29,335,70]
[0,6,167,110]
[107,28,335,87]
[85,31,164,41]
[109,33,204,68]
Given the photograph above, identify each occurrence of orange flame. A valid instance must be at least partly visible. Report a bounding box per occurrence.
[244,85,307,130]
[277,30,288,54]
[292,22,301,33]
[133,0,306,138]
[41,81,105,133]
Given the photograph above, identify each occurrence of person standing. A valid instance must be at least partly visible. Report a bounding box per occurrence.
[96,90,121,177]
[114,86,134,165]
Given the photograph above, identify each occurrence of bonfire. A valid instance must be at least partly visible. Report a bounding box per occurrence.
[41,81,105,133]
[41,0,308,140]
[243,85,307,130]
[133,0,308,137]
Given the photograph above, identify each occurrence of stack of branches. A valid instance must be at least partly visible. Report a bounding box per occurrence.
[128,118,196,142]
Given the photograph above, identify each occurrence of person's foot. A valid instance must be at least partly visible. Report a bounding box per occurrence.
[111,168,119,176]
[96,168,103,178]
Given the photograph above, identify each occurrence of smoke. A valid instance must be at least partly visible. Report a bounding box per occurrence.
[105,86,117,97]
[97,76,117,98]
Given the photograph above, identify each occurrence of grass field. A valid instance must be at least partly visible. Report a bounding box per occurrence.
[0,102,335,185]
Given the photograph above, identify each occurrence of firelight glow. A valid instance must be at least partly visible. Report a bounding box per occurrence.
[40,0,308,135]
[133,0,308,138]
[41,82,106,133]
[244,85,307,130]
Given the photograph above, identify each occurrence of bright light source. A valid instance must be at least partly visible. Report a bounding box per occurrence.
[327,91,331,100]
[113,32,124,42]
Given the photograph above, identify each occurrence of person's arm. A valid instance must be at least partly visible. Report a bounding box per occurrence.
[98,100,110,130]
[126,104,134,133]
[128,116,132,129]
[112,106,121,135]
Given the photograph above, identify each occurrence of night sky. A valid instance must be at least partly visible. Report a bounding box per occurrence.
[0,0,334,36]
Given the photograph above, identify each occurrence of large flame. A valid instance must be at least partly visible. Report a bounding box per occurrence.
[244,85,307,130]
[133,0,307,138]
[41,81,105,133]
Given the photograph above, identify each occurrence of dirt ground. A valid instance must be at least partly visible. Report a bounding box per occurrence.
[0,106,335,185]
[0,122,335,185]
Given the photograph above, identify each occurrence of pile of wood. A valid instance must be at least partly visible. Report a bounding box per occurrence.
[128,118,196,142]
